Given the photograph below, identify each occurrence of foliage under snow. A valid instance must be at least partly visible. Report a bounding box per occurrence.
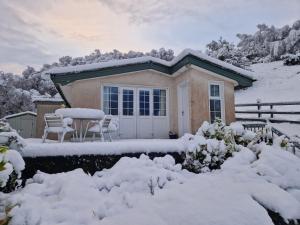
[182,119,271,173]
[0,121,25,188]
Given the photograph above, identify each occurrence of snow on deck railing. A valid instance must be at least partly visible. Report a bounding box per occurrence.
[241,122,300,154]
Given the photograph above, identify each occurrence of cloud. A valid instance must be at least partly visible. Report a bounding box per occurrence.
[0,0,299,74]
[99,0,300,25]
[0,1,56,67]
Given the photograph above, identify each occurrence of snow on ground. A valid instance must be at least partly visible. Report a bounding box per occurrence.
[236,61,300,104]
[271,123,300,138]
[5,146,300,225]
[235,61,300,136]
[21,139,186,157]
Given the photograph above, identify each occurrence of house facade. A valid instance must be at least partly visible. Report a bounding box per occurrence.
[49,49,255,139]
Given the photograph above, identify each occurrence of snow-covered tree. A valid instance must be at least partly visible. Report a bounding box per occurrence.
[207,20,300,65]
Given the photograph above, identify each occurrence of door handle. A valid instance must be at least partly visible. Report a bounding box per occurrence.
[182,111,184,116]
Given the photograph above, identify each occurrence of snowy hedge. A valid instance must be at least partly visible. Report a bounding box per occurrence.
[182,119,273,173]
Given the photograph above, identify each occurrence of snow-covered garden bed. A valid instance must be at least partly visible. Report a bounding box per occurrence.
[1,120,300,225]
[3,145,300,225]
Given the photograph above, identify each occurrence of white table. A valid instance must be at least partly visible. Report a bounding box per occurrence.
[55,108,105,142]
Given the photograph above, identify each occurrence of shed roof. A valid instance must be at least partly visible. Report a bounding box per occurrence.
[3,111,37,120]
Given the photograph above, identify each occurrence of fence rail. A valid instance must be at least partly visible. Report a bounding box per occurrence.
[236,101,300,107]
[235,100,300,123]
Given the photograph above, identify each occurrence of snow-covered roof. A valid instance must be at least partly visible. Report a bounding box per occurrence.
[3,111,37,119]
[47,49,254,79]
[32,96,64,103]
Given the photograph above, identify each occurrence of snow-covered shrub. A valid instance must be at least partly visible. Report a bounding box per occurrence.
[0,146,24,188]
[183,119,259,173]
[0,120,25,151]
[0,120,25,191]
[282,53,300,66]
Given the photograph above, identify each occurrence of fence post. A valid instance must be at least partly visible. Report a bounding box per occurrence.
[257,99,261,118]
[270,104,274,118]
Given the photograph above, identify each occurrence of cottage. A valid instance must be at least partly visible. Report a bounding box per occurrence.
[48,49,255,139]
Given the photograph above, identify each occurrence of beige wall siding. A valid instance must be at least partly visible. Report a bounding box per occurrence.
[224,82,236,124]
[58,67,235,135]
[189,68,236,133]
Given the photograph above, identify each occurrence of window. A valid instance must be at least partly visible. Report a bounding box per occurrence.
[103,86,118,115]
[139,90,150,116]
[153,89,166,116]
[209,84,222,123]
[122,89,134,116]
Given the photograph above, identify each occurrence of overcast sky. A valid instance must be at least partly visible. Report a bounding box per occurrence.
[0,0,299,74]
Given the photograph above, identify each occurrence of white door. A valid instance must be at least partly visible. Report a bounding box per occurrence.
[137,88,153,138]
[102,85,170,139]
[119,87,136,139]
[178,81,190,136]
[152,88,169,138]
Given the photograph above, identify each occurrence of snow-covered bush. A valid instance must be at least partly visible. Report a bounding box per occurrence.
[0,121,25,151]
[0,146,24,188]
[183,119,260,173]
[0,120,25,191]
[282,53,300,66]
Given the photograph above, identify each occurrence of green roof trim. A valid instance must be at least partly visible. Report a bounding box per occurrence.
[50,54,255,107]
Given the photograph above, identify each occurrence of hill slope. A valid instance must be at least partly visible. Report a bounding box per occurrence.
[236,61,300,103]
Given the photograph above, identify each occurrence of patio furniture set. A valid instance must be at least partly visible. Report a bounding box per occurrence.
[42,108,118,143]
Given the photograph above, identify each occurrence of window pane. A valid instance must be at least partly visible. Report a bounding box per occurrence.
[139,90,150,116]
[122,89,133,116]
[111,108,118,115]
[210,112,216,123]
[103,86,118,115]
[210,84,220,97]
[153,89,166,116]
[210,99,215,111]
[111,87,118,94]
[215,100,221,111]
[129,101,133,109]
[111,93,118,101]
[153,89,160,96]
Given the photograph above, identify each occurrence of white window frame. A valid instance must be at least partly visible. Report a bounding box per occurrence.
[121,87,135,117]
[102,85,119,116]
[208,81,225,123]
[152,88,167,117]
[138,88,152,117]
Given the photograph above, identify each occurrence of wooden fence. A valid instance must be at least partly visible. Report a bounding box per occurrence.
[236,100,300,154]
[235,100,300,124]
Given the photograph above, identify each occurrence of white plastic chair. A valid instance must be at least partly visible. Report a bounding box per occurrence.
[84,116,118,142]
[43,113,74,143]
